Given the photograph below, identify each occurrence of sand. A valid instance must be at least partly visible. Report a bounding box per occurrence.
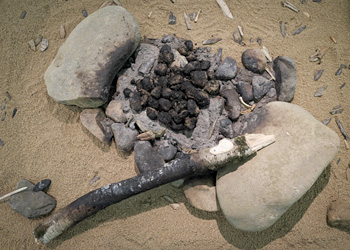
[0,0,349,249]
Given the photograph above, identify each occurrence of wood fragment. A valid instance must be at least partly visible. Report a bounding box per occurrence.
[216,0,234,19]
[203,38,222,45]
[322,117,331,126]
[33,134,275,244]
[314,69,324,81]
[337,157,341,165]
[292,25,306,35]
[184,12,191,30]
[330,36,337,44]
[282,1,299,13]
[0,187,28,201]
[232,30,244,46]
[194,9,201,23]
[280,21,286,37]
[314,86,327,97]
[340,82,346,89]
[335,117,349,140]
[59,25,66,39]
[189,13,196,21]
[20,11,27,19]
[332,105,341,110]
[261,46,272,62]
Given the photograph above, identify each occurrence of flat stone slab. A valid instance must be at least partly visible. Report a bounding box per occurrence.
[45,6,140,108]
[216,101,340,232]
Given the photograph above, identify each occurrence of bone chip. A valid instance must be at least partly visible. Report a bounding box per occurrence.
[59,25,66,39]
[216,0,234,19]
[40,38,49,52]
[203,38,222,45]
[282,1,299,13]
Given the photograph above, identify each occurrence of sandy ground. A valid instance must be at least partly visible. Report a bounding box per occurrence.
[0,0,349,249]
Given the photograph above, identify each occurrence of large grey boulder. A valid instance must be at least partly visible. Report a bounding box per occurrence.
[9,179,56,219]
[216,102,339,232]
[45,6,141,108]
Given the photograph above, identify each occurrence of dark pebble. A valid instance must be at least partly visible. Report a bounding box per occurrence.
[204,80,220,95]
[169,74,183,85]
[185,40,194,51]
[12,108,17,118]
[237,81,254,102]
[257,37,262,46]
[159,98,172,111]
[0,139,4,146]
[146,107,158,120]
[6,91,11,101]
[194,90,210,108]
[82,10,88,17]
[154,63,168,76]
[292,25,306,35]
[123,88,132,98]
[141,77,154,92]
[219,118,233,138]
[314,69,324,81]
[129,92,142,112]
[187,99,199,116]
[159,45,174,65]
[162,88,173,99]
[151,86,162,99]
[340,83,346,89]
[178,47,188,56]
[33,179,52,192]
[159,111,173,126]
[169,12,176,25]
[184,116,197,130]
[20,11,27,19]
[335,64,347,76]
[200,60,211,70]
[186,53,196,62]
[313,0,321,2]
[157,141,177,162]
[191,71,207,88]
[173,100,187,113]
[147,96,159,109]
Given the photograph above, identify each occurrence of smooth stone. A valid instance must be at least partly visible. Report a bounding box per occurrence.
[134,141,165,173]
[80,109,113,144]
[220,88,241,121]
[216,101,340,232]
[33,179,51,192]
[183,176,218,212]
[215,57,238,80]
[111,123,138,153]
[237,81,253,102]
[242,49,267,74]
[9,179,56,219]
[45,6,141,108]
[105,100,127,123]
[157,140,177,161]
[135,111,166,138]
[219,118,233,138]
[273,56,297,102]
[327,199,350,231]
[252,76,274,100]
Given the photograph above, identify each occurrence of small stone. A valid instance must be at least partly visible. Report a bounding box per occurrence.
[215,57,238,80]
[19,11,27,19]
[171,179,184,188]
[327,199,350,231]
[0,139,4,146]
[273,56,297,102]
[242,49,267,74]
[187,99,199,116]
[162,87,173,99]
[200,60,211,70]
[33,179,51,193]
[177,47,188,56]
[123,88,132,98]
[184,116,197,130]
[220,88,241,121]
[158,111,172,126]
[28,40,36,51]
[191,71,207,88]
[111,123,138,153]
[252,76,274,100]
[194,90,210,108]
[9,179,56,219]
[170,49,188,69]
[59,24,66,39]
[161,35,174,43]
[40,38,49,52]
[204,80,220,95]
[169,12,176,25]
[219,118,233,138]
[105,100,127,123]
[157,140,177,161]
[80,109,113,144]
[183,176,218,212]
[134,141,165,173]
[129,92,142,112]
[154,63,168,76]
[147,96,159,109]
[183,61,200,75]
[146,107,158,120]
[184,40,193,51]
[237,81,253,102]
[151,86,162,99]
[34,34,43,46]
[159,45,174,65]
[82,9,88,17]
[135,111,166,138]
[159,98,172,112]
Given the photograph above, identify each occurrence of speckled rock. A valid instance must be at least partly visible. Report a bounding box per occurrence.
[242,49,267,74]
[45,6,141,108]
[217,102,340,232]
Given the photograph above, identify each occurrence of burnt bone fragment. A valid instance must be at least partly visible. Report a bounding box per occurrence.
[141,77,154,92]
[204,80,220,95]
[194,90,210,108]
[183,61,201,75]
[185,40,194,51]
[159,45,174,64]
[154,63,168,76]
[191,71,207,88]
[147,96,159,109]
[146,107,158,120]
[159,98,172,111]
[159,111,173,126]
[162,87,173,99]
[185,116,197,130]
[187,99,200,116]
[129,92,142,112]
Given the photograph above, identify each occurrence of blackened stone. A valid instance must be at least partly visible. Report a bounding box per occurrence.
[194,90,210,108]
[146,107,158,120]
[185,116,197,130]
[200,60,211,70]
[185,86,197,100]
[140,93,149,106]
[185,40,194,51]
[171,122,184,131]
[173,100,187,113]
[169,84,181,91]
[123,88,132,98]
[33,179,51,193]
[237,81,253,102]
[204,80,220,95]
[169,74,183,85]
[219,118,233,138]
[159,111,172,125]
[273,56,297,102]
[207,70,215,80]
[134,141,165,174]
[215,57,238,80]
[159,98,172,111]
[186,53,196,62]
[159,45,174,64]
[242,49,267,74]
[162,87,173,99]
[183,61,200,75]
[178,47,188,56]
[220,88,241,121]
[173,110,189,124]
[171,91,186,101]
[162,35,174,43]
[235,68,257,83]
[151,86,162,99]
[252,76,274,100]
[191,71,207,88]
[141,77,154,92]
[129,92,142,112]
[154,63,168,76]
[187,99,200,116]
[147,96,159,109]
[135,79,143,91]
[157,141,177,161]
